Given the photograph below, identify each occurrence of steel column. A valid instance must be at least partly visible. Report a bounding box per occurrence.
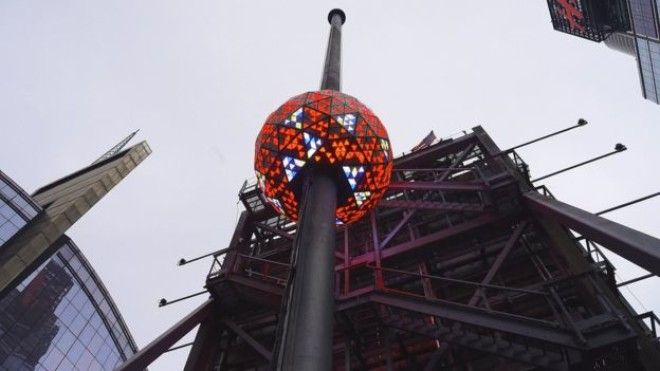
[277,10,346,370]
[278,172,337,371]
[321,9,345,91]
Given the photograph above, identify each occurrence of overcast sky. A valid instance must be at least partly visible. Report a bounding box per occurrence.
[2,1,660,370]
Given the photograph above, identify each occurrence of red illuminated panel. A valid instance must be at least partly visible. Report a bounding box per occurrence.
[546,0,606,41]
[555,0,586,31]
[255,90,393,224]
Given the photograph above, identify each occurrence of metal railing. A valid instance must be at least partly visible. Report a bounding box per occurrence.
[636,312,660,341]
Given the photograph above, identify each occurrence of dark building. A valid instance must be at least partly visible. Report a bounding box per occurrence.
[0,134,150,370]
[546,0,660,104]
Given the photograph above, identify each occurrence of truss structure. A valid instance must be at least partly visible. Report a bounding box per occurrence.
[120,126,660,371]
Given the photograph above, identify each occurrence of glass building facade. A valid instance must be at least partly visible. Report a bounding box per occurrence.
[610,0,660,104]
[547,0,660,104]
[0,172,39,246]
[629,0,658,38]
[636,36,660,103]
[0,170,138,370]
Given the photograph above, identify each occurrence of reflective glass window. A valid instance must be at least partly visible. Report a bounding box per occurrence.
[636,37,660,103]
[630,0,659,38]
[0,172,40,246]
[0,241,137,370]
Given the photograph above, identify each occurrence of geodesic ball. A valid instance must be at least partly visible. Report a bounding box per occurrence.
[254,90,393,224]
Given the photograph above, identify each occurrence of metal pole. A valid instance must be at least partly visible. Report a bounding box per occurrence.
[596,192,660,216]
[278,11,345,370]
[178,246,231,266]
[617,273,654,287]
[502,118,587,153]
[321,9,345,90]
[279,171,337,371]
[531,143,626,183]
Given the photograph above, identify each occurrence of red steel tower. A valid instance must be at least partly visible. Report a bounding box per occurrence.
[119,9,660,371]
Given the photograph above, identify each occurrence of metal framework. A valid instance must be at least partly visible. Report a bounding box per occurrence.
[116,125,660,370]
[120,126,654,371]
[116,10,660,369]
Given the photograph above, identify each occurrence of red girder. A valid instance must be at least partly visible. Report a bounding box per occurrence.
[378,199,485,212]
[388,180,487,192]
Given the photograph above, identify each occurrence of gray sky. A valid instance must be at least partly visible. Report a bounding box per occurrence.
[2,1,660,370]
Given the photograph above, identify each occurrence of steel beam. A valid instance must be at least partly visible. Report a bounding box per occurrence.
[371,291,629,349]
[524,191,660,277]
[380,143,478,250]
[379,209,416,249]
[117,299,215,371]
[426,221,528,370]
[388,181,487,192]
[385,314,568,370]
[394,134,477,169]
[378,199,484,212]
[221,318,273,361]
[333,214,502,273]
[467,221,528,306]
[334,213,503,273]
[380,214,501,260]
[255,222,294,240]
